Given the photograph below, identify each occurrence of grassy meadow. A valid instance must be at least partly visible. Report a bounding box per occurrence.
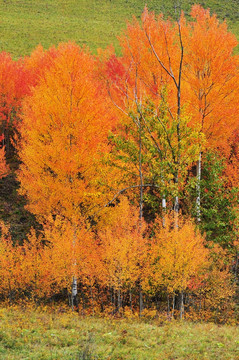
[0,306,238,359]
[0,0,239,58]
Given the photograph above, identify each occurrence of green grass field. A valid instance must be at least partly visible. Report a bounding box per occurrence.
[0,306,239,359]
[0,0,239,58]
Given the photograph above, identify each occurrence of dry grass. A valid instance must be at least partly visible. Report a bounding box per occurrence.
[0,305,239,359]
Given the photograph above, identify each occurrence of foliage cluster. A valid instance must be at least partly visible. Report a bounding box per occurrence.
[0,5,238,323]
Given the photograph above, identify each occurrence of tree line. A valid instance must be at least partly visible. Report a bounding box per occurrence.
[0,5,238,321]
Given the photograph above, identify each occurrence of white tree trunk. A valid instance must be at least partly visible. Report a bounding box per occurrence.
[71,227,78,311]
[174,195,179,228]
[162,195,166,227]
[71,276,77,311]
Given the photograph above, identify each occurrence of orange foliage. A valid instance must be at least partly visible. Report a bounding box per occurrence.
[184,5,239,149]
[0,222,22,297]
[187,243,236,322]
[18,42,114,223]
[23,45,58,90]
[43,217,99,293]
[106,5,239,149]
[98,5,239,214]
[0,52,29,125]
[223,129,239,188]
[0,218,98,299]
[0,146,8,179]
[0,52,31,162]
[98,198,147,291]
[143,214,209,295]
[0,223,48,299]
[0,6,238,319]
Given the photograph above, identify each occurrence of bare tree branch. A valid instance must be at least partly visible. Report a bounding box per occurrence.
[144,26,178,89]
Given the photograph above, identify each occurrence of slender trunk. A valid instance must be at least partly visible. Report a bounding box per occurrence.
[180,291,184,320]
[174,195,179,213]
[69,126,78,311]
[117,288,122,312]
[174,194,179,228]
[110,287,113,314]
[174,16,183,229]
[138,114,144,317]
[139,283,144,317]
[196,151,202,222]
[90,285,94,316]
[162,195,166,227]
[71,276,78,311]
[8,279,12,305]
[162,196,166,210]
[156,295,160,311]
[113,288,116,312]
[96,283,104,313]
[145,12,183,229]
[139,116,143,224]
[167,294,170,316]
[129,289,132,311]
[71,226,78,311]
[235,250,238,282]
[110,286,113,304]
[172,293,175,318]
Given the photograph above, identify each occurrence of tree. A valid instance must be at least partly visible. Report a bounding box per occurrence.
[97,198,147,313]
[17,42,114,305]
[18,42,113,222]
[143,214,209,319]
[0,52,30,160]
[102,5,239,227]
[186,151,238,248]
[183,5,239,221]
[106,97,202,222]
[32,216,97,302]
[0,221,22,301]
[184,5,239,148]
[223,129,239,189]
[101,8,202,223]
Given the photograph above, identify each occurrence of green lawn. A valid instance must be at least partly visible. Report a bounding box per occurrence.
[0,0,239,58]
[0,306,239,359]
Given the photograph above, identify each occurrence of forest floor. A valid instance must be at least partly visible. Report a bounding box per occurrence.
[0,305,239,359]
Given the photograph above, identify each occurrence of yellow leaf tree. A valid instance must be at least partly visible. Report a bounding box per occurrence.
[144,214,209,318]
[98,198,148,313]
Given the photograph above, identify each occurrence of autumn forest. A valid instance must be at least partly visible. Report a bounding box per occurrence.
[0,4,239,323]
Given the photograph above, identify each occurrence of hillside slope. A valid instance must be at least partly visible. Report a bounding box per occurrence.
[0,0,238,58]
